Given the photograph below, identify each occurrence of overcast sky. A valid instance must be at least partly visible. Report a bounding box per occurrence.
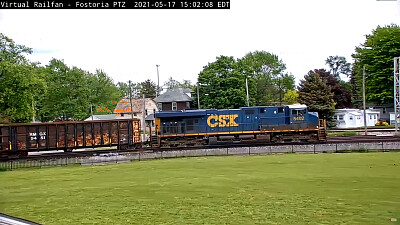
[0,0,399,86]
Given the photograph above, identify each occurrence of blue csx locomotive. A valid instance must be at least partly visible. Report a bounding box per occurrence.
[154,104,327,147]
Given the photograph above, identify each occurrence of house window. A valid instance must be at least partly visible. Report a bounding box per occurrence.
[370,115,372,119]
[153,109,156,114]
[186,102,190,109]
[357,116,360,120]
[374,115,376,119]
[145,109,148,116]
[383,108,386,114]
[338,115,344,120]
[133,113,137,117]
[157,103,162,110]
[349,116,353,120]
[172,102,177,111]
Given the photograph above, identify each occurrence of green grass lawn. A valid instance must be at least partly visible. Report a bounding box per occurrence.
[1,153,400,225]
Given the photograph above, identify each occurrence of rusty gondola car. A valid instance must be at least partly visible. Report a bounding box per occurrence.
[0,119,141,157]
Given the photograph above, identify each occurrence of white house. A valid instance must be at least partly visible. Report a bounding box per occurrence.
[334,109,380,128]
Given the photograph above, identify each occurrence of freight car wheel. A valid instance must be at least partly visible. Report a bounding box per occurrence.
[19,151,28,157]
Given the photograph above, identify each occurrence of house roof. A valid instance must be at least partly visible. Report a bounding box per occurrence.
[114,98,156,113]
[335,108,380,115]
[145,114,154,121]
[85,114,119,121]
[154,88,193,103]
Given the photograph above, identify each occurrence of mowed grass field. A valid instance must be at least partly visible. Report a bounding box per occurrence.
[0,153,400,225]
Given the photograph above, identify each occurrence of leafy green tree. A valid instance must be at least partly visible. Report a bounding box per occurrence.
[325,56,351,79]
[198,56,254,109]
[164,77,181,90]
[283,90,299,104]
[0,33,32,64]
[352,24,400,104]
[240,51,294,105]
[298,70,336,126]
[181,80,195,90]
[117,81,130,98]
[164,77,195,90]
[41,59,91,121]
[0,33,46,123]
[0,62,46,122]
[87,70,121,115]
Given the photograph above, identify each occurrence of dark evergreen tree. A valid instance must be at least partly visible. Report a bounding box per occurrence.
[139,79,157,99]
[298,70,336,127]
[314,69,353,109]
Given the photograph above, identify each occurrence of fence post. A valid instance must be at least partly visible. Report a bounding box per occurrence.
[10,161,12,171]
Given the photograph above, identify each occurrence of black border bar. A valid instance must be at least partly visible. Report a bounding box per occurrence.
[0,0,230,9]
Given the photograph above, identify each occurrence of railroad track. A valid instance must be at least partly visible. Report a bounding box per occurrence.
[327,135,400,143]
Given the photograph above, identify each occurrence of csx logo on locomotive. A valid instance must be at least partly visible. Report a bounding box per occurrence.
[207,114,239,127]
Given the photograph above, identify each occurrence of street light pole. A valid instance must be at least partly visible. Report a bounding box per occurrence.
[363,66,368,135]
[129,80,134,120]
[245,78,250,107]
[197,82,200,109]
[156,65,160,97]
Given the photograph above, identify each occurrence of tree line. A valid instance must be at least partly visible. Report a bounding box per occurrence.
[1,24,399,125]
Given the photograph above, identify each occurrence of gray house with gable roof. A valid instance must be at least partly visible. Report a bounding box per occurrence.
[154,88,194,111]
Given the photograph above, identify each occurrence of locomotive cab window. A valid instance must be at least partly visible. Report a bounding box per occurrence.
[292,109,306,116]
[245,109,254,114]
[278,107,284,113]
[259,108,265,113]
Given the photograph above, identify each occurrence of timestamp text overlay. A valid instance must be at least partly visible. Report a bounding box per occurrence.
[0,0,230,9]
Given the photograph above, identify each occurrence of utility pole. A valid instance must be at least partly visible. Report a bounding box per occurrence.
[245,78,250,107]
[156,65,160,98]
[363,65,368,135]
[197,82,200,109]
[129,80,134,120]
[394,57,400,135]
[90,105,93,120]
[142,94,146,142]
[32,101,35,122]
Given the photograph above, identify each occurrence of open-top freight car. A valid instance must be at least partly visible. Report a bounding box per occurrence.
[153,104,327,147]
[0,119,141,157]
